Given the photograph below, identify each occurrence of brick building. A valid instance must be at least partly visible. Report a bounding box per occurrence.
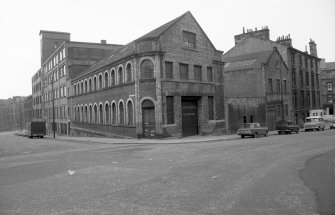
[223,48,290,132]
[321,61,335,115]
[34,31,123,136]
[224,27,322,127]
[69,11,225,138]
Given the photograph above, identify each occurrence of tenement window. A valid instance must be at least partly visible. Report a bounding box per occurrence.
[180,64,189,80]
[327,83,333,91]
[194,65,202,81]
[165,61,173,79]
[207,67,213,82]
[268,78,273,93]
[182,31,196,49]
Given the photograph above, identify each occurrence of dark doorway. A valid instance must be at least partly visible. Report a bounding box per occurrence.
[182,97,199,137]
[142,100,155,138]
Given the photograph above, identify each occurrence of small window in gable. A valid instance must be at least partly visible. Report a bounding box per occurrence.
[183,31,196,49]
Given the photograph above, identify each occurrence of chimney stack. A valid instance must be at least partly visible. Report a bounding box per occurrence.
[309,39,318,57]
[101,40,107,44]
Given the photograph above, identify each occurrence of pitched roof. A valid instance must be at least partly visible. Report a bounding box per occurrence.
[325,62,335,70]
[135,12,188,42]
[74,12,191,81]
[223,50,275,71]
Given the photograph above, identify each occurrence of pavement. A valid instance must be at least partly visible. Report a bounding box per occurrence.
[46,131,279,144]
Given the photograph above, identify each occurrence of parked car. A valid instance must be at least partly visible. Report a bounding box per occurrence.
[237,123,268,138]
[276,120,299,134]
[304,116,326,131]
[330,122,335,129]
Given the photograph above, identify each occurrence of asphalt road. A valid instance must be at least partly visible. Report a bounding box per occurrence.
[0,130,334,214]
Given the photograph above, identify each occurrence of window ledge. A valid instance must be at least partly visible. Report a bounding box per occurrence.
[182,47,198,52]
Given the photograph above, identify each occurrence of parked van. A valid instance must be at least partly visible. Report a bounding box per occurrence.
[304,116,325,131]
[26,121,46,138]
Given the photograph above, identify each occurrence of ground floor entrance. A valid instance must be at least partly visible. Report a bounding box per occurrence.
[182,97,199,137]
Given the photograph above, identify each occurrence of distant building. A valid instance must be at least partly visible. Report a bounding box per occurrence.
[32,69,42,121]
[0,96,31,131]
[320,61,335,115]
[223,48,290,132]
[224,27,322,127]
[34,30,123,136]
[69,11,225,138]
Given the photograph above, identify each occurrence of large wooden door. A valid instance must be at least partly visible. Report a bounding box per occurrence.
[182,100,198,137]
[142,107,155,138]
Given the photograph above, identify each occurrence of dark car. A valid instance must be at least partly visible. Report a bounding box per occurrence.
[276,120,299,134]
[330,122,335,129]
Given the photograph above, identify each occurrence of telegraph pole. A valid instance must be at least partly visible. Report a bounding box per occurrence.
[52,74,55,138]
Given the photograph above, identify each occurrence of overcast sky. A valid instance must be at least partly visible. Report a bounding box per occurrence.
[0,0,334,99]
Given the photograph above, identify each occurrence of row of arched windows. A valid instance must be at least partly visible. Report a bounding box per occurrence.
[74,99,134,126]
[73,63,133,96]
[73,59,155,96]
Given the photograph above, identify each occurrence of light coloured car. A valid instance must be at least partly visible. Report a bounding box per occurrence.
[304,116,325,131]
[237,123,268,138]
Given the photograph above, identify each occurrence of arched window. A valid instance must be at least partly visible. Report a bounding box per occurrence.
[77,107,80,121]
[119,102,124,125]
[81,106,84,121]
[81,82,83,94]
[118,67,123,84]
[112,103,116,124]
[89,78,92,92]
[93,77,97,91]
[74,107,76,121]
[105,103,110,124]
[126,63,132,82]
[89,105,92,122]
[84,106,88,122]
[111,70,115,86]
[84,81,87,93]
[94,105,98,123]
[99,104,103,124]
[99,75,102,90]
[74,85,77,95]
[104,72,108,88]
[127,101,133,125]
[141,59,154,79]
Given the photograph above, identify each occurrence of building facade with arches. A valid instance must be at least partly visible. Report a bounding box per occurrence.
[69,11,225,138]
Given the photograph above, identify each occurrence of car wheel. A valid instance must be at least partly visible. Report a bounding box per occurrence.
[265,131,268,137]
[296,129,299,134]
[254,133,257,138]
[278,131,281,135]
[241,135,245,138]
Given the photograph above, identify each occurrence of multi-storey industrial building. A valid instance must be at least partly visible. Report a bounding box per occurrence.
[321,61,335,115]
[69,11,225,138]
[34,31,123,135]
[224,27,322,127]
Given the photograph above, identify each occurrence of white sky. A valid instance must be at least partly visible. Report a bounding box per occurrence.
[0,0,334,99]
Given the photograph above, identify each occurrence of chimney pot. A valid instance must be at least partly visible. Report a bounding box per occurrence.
[101,40,106,44]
